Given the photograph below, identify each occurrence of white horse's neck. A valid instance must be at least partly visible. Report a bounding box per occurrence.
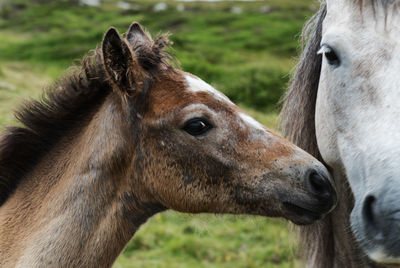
[0,97,162,267]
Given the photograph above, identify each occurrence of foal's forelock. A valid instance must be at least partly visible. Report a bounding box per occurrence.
[127,27,173,74]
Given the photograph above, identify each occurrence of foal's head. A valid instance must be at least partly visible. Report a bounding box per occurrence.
[102,23,336,225]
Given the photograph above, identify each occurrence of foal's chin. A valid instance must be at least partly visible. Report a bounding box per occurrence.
[280,189,337,225]
[233,194,335,226]
[250,203,330,226]
[282,207,325,225]
[281,198,332,225]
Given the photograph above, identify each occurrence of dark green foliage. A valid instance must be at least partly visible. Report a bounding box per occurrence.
[0,0,315,111]
[222,67,288,110]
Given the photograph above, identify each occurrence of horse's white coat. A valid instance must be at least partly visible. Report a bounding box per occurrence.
[315,0,400,262]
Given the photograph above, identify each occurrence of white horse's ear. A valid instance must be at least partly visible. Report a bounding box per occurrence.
[127,22,151,45]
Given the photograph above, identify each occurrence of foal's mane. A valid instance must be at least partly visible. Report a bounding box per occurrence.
[0,30,173,207]
[0,50,112,206]
[280,0,398,267]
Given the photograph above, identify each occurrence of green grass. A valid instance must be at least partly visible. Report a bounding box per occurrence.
[115,213,299,268]
[0,1,316,266]
[0,61,52,127]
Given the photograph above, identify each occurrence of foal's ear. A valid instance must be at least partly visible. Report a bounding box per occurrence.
[102,28,143,95]
[127,22,151,45]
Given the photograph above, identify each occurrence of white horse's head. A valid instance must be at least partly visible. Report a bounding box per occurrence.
[315,0,400,263]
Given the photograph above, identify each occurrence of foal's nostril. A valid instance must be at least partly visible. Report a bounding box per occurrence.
[362,195,377,228]
[303,169,336,215]
[306,170,332,199]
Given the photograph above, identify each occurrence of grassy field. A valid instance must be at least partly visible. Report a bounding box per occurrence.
[0,0,317,267]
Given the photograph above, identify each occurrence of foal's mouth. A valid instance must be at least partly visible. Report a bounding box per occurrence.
[282,201,325,225]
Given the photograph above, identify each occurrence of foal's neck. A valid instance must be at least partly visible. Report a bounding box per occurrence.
[1,95,163,267]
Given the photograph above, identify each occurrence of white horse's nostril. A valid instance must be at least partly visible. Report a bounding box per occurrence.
[362,194,377,229]
[357,191,400,260]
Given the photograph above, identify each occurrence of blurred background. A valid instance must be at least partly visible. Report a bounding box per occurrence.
[0,0,317,267]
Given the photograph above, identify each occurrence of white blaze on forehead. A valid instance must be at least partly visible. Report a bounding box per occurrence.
[239,113,265,131]
[185,74,234,105]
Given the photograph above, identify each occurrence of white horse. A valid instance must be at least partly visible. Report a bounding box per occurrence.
[281,0,400,267]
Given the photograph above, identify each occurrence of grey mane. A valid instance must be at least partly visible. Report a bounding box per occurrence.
[280,4,334,266]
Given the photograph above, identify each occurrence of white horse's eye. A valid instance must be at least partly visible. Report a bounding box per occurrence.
[318,44,340,67]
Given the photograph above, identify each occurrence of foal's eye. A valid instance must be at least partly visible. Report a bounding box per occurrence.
[183,118,213,136]
[318,44,340,66]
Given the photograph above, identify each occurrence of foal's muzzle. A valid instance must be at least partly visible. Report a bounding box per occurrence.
[283,166,337,225]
